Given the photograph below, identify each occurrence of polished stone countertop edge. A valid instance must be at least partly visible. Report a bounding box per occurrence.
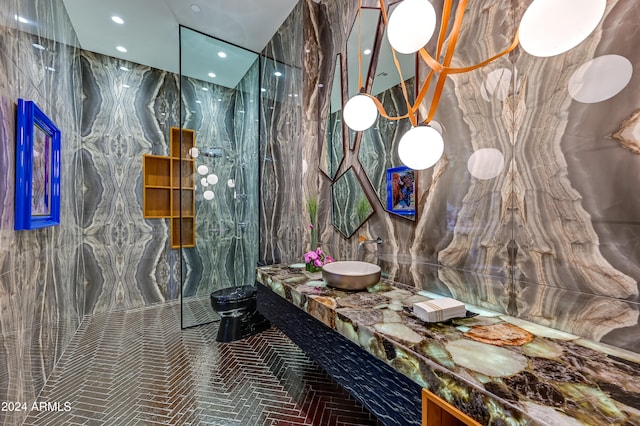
[256,267,537,424]
[256,265,640,426]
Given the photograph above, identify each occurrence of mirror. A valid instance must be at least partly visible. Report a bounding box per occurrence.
[358,2,417,220]
[331,167,374,238]
[320,54,344,179]
[346,8,381,149]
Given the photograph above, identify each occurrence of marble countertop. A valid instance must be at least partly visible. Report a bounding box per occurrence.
[256,264,640,426]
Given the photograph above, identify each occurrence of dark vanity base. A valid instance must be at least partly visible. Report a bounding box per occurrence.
[257,284,422,426]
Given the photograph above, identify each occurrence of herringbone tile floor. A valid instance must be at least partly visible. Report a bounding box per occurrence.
[23,303,381,426]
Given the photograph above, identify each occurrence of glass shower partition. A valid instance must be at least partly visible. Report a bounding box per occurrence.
[178,26,260,328]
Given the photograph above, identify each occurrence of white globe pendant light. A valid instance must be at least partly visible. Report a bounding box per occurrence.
[197,165,209,175]
[387,0,437,54]
[206,173,219,185]
[398,126,444,170]
[343,94,378,131]
[203,190,214,201]
[519,0,606,58]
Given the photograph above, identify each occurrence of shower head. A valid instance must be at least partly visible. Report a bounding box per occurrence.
[200,146,225,158]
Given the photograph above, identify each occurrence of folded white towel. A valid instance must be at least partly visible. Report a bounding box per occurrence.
[413,298,466,322]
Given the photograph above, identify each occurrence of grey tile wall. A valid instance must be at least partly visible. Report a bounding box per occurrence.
[0,0,83,424]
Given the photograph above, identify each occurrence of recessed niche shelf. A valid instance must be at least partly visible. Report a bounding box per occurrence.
[171,158,194,188]
[143,155,171,187]
[143,187,171,218]
[171,217,195,249]
[142,127,197,248]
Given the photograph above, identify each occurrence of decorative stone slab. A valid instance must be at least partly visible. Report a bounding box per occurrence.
[257,265,640,426]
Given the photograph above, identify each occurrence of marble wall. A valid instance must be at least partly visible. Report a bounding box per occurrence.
[258,0,640,353]
[81,50,260,316]
[259,1,308,264]
[0,0,83,424]
[81,51,180,315]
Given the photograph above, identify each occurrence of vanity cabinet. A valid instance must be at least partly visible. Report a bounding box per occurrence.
[142,127,196,248]
[422,389,481,426]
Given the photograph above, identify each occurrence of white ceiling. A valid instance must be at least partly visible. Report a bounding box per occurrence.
[62,0,299,83]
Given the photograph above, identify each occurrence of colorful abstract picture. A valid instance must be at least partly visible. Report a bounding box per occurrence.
[386,165,416,216]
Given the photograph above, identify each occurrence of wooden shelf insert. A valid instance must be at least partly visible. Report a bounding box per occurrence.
[171,217,195,249]
[142,127,197,248]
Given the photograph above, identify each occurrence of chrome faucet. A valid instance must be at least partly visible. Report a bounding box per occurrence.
[357,237,383,261]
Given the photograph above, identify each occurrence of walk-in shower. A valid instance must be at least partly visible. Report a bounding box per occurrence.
[178,26,260,328]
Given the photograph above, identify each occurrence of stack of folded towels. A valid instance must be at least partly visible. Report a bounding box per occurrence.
[412,298,466,322]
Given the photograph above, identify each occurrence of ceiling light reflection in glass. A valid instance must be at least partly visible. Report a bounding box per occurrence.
[481,68,517,102]
[568,55,633,104]
[467,148,505,180]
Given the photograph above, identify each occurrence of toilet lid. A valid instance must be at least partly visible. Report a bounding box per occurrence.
[210,285,256,302]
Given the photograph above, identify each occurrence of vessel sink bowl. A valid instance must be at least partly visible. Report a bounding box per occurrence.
[322,261,381,291]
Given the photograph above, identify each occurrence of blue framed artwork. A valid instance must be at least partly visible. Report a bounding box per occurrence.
[387,165,416,216]
[15,99,61,230]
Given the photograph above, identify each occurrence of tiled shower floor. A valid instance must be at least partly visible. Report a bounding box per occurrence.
[23,303,381,425]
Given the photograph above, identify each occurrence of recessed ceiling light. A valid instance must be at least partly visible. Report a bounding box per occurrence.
[208,72,216,78]
[217,99,222,102]
[260,88,266,92]
[32,43,45,50]
[202,87,208,91]
[46,67,55,72]
[120,66,129,71]
[195,100,202,104]
[191,4,201,13]
[274,71,282,77]
[122,84,130,88]
[111,16,124,24]
[14,15,28,24]
[218,51,227,58]
[363,49,372,55]
[116,46,127,53]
